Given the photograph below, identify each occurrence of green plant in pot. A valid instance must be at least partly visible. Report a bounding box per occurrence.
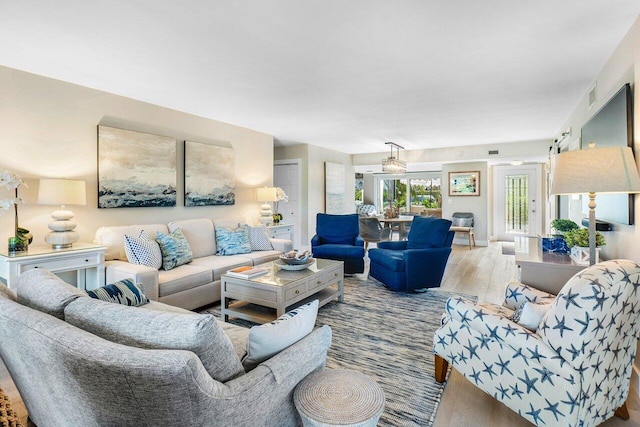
[551,219,579,236]
[564,228,606,248]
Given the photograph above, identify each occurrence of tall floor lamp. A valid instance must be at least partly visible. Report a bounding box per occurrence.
[550,145,640,265]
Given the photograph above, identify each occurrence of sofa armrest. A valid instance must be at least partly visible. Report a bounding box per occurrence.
[269,238,293,253]
[223,325,331,392]
[503,281,556,310]
[377,240,407,250]
[354,236,365,247]
[403,247,451,287]
[310,234,320,247]
[105,261,159,301]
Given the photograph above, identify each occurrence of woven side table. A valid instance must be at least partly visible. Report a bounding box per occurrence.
[294,369,385,427]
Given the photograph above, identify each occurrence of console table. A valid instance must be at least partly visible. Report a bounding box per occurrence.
[267,222,294,240]
[0,243,106,292]
[514,236,586,294]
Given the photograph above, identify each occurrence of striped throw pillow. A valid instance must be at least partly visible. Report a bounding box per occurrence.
[87,278,149,306]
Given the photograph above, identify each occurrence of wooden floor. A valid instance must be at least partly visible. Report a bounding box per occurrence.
[1,241,638,426]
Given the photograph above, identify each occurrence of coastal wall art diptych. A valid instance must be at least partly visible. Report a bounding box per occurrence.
[98,126,177,208]
[184,141,235,206]
[325,162,345,214]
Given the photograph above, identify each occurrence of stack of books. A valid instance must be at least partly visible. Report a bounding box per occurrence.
[226,266,269,279]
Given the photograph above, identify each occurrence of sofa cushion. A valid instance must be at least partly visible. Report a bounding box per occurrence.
[168,218,216,259]
[124,230,163,269]
[367,249,405,272]
[242,300,318,371]
[87,278,149,307]
[157,228,194,270]
[406,216,452,249]
[16,269,87,319]
[190,255,252,281]
[64,297,245,382]
[233,250,282,267]
[94,223,169,261]
[157,264,213,297]
[215,224,251,255]
[249,224,274,251]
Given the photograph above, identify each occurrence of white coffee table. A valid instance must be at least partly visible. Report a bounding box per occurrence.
[221,258,344,324]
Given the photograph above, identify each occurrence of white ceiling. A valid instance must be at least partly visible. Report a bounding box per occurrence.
[1,1,639,155]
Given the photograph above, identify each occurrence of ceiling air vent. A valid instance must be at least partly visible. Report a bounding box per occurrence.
[488,150,499,155]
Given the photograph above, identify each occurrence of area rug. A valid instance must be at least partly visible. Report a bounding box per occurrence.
[205,277,475,426]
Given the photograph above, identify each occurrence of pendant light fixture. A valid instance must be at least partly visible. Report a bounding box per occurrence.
[381,142,406,173]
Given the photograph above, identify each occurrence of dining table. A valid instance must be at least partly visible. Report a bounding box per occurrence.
[380,216,414,240]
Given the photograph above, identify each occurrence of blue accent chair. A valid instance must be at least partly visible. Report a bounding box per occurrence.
[311,213,365,274]
[368,216,454,291]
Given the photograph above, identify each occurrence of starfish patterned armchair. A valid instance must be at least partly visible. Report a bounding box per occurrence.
[433,259,640,427]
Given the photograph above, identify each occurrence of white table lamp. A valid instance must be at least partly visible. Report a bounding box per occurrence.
[38,179,86,249]
[550,144,640,265]
[256,187,277,225]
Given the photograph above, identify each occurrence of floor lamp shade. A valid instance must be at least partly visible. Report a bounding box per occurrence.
[550,146,640,265]
[37,179,87,249]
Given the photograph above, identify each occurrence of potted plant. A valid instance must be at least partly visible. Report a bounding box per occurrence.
[564,227,606,265]
[550,219,579,236]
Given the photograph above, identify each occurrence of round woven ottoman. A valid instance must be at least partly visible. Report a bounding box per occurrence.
[294,369,385,427]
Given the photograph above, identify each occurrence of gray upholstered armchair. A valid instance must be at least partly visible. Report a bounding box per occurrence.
[434,259,640,426]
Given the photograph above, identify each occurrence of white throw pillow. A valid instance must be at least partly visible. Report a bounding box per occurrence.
[514,302,551,331]
[124,230,163,269]
[249,224,274,251]
[242,300,319,371]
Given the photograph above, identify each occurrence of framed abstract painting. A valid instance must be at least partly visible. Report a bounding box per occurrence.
[98,125,177,208]
[449,171,480,196]
[184,140,235,206]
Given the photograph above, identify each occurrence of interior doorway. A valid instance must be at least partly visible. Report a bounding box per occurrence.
[274,160,301,249]
[493,165,541,241]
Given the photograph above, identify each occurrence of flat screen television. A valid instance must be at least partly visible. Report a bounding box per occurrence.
[580,83,634,225]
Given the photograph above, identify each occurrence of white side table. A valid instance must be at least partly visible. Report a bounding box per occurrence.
[0,243,106,292]
[267,222,294,240]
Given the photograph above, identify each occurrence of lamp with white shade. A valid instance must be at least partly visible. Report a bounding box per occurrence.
[256,187,277,225]
[37,179,86,249]
[550,144,640,265]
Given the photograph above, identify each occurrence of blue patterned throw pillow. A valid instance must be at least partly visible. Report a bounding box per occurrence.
[156,228,193,270]
[86,278,149,306]
[216,224,252,255]
[124,230,163,269]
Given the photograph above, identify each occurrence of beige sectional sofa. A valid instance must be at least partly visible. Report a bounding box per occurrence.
[94,218,293,310]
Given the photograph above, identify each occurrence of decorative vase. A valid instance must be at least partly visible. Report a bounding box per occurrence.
[570,246,600,265]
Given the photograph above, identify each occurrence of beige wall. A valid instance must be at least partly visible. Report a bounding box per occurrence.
[554,16,640,262]
[442,162,489,245]
[0,66,274,247]
[275,143,354,247]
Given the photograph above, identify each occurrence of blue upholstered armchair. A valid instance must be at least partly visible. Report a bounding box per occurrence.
[368,216,454,291]
[311,213,365,274]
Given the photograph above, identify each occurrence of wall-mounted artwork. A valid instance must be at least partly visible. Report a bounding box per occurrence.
[98,126,177,208]
[325,162,345,214]
[184,141,235,206]
[449,171,480,196]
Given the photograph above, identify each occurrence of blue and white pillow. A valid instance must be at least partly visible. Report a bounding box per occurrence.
[242,300,319,370]
[86,278,149,307]
[249,224,273,251]
[124,230,163,269]
[216,224,252,255]
[156,228,193,270]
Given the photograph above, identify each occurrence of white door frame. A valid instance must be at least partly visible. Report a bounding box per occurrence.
[274,159,302,249]
[492,164,543,241]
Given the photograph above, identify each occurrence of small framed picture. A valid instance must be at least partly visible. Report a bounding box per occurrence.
[449,171,480,196]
